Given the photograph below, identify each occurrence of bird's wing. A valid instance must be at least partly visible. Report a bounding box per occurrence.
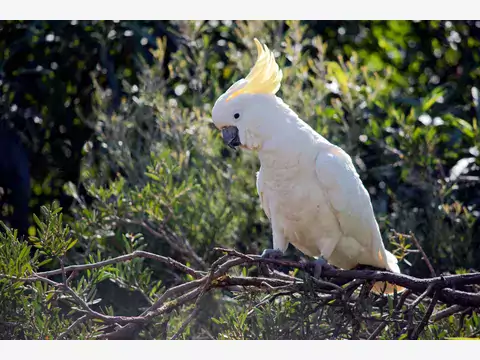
[314,145,389,269]
[256,168,271,220]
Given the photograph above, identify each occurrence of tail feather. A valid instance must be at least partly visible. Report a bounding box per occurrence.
[372,250,405,295]
[385,250,401,274]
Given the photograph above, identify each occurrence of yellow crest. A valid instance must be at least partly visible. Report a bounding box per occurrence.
[227,38,283,101]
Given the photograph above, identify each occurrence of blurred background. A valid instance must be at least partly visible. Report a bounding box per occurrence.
[0,20,479,339]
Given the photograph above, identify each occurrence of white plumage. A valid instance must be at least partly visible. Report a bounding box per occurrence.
[212,38,402,293]
[256,104,400,273]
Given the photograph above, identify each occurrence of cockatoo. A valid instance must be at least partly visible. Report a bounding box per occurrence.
[211,38,402,294]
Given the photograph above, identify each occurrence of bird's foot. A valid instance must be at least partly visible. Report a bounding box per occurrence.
[259,249,283,276]
[313,256,328,278]
[261,248,284,259]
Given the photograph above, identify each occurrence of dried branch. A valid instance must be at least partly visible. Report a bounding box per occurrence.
[36,250,204,279]
[58,315,88,340]
[409,290,441,339]
[170,306,201,340]
[408,232,436,277]
[406,283,436,311]
[368,289,412,340]
[120,218,207,269]
[431,304,466,322]
[1,247,479,340]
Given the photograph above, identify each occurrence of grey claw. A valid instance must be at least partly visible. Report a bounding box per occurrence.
[261,249,283,259]
[259,249,283,277]
[313,257,328,278]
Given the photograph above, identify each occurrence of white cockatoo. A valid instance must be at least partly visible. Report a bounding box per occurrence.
[211,38,402,294]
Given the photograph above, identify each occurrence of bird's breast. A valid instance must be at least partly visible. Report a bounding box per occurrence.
[261,165,341,255]
[262,165,319,209]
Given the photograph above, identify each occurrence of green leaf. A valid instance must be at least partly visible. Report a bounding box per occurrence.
[38,258,53,267]
[422,87,445,112]
[325,61,349,94]
[66,239,78,251]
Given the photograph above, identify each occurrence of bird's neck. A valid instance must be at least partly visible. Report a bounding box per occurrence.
[257,114,319,170]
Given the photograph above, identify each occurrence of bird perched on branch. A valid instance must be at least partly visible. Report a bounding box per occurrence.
[211,38,403,294]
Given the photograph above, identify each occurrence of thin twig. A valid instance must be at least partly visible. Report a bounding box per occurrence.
[170,306,201,340]
[121,218,207,269]
[409,290,440,339]
[431,304,466,322]
[214,247,256,261]
[368,289,412,340]
[60,257,67,285]
[58,315,88,339]
[408,232,436,277]
[406,283,436,311]
[36,250,204,279]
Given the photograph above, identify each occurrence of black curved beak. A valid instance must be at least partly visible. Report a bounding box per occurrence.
[221,126,241,150]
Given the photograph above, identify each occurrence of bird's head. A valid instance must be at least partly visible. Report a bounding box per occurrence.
[211,38,284,151]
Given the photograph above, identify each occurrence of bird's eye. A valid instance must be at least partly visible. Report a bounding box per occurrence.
[234,113,240,119]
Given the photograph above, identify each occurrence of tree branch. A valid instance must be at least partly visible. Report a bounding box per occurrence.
[36,250,204,279]
[1,247,479,340]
